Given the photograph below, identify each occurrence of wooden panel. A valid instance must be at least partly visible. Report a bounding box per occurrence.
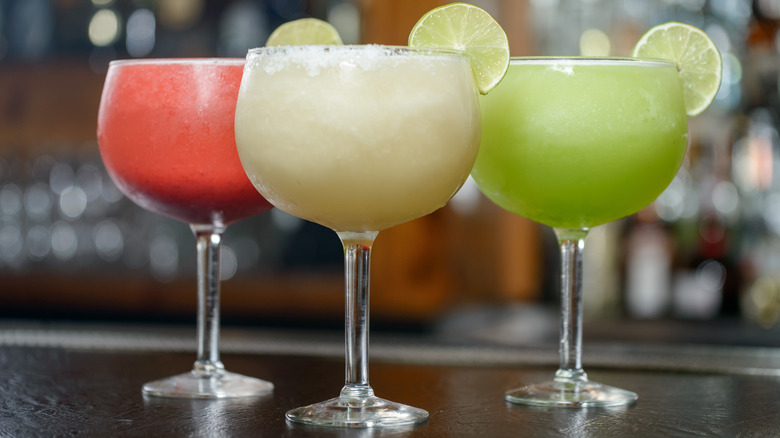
[0,61,105,149]
[360,0,447,45]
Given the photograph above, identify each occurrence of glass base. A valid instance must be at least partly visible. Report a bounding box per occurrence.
[286,395,429,428]
[505,379,637,408]
[142,370,274,399]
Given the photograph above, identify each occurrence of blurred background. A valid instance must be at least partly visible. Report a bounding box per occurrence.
[1,0,780,347]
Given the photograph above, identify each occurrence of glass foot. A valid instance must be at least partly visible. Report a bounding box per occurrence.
[505,379,637,408]
[142,370,274,399]
[286,395,429,428]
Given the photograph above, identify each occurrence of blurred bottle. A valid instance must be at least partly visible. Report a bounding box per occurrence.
[623,211,673,319]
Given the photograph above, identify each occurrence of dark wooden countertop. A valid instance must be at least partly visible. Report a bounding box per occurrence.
[1,322,779,437]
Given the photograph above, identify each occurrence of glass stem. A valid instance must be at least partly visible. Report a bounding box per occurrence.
[337,231,379,399]
[191,224,226,376]
[553,227,589,383]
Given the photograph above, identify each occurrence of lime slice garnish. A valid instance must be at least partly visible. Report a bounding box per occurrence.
[266,18,343,46]
[408,2,509,94]
[631,21,722,117]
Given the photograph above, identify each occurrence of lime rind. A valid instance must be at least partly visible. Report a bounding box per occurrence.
[266,18,343,47]
[632,21,722,117]
[409,2,510,94]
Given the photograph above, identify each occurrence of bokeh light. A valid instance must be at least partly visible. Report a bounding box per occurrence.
[126,9,156,57]
[579,28,610,56]
[89,8,121,47]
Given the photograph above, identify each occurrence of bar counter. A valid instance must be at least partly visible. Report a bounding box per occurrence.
[1,321,779,437]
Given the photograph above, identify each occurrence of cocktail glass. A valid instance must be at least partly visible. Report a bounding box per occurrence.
[97,59,274,398]
[235,45,480,426]
[472,57,689,407]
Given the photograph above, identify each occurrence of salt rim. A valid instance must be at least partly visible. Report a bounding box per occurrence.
[247,44,467,76]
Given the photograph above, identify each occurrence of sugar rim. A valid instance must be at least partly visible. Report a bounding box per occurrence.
[509,56,676,68]
[108,58,244,67]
